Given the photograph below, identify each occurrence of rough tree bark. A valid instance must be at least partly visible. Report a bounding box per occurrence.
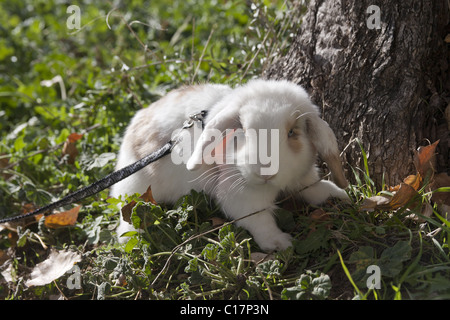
[265,0,449,186]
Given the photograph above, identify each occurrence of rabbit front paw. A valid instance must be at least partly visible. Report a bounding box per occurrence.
[254,231,292,252]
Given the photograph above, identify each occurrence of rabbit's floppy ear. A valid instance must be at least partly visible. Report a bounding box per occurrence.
[306,115,348,188]
[186,99,241,171]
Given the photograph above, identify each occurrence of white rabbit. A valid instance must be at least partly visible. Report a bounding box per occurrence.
[111,79,348,251]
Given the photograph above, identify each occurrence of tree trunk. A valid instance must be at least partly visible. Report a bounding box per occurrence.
[264,0,449,187]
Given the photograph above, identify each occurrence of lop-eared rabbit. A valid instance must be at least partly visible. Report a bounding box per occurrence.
[111,80,348,251]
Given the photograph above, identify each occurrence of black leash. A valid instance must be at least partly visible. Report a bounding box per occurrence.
[0,142,173,224]
[0,110,207,224]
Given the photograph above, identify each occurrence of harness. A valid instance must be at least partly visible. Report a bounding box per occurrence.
[0,110,208,224]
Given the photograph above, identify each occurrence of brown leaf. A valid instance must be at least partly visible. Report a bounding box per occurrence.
[361,184,418,212]
[35,205,80,228]
[362,141,442,214]
[122,185,156,224]
[250,252,275,264]
[389,141,438,194]
[308,208,332,233]
[403,174,422,191]
[139,185,157,204]
[309,208,330,223]
[414,140,439,178]
[62,133,83,164]
[209,217,226,227]
[121,200,136,224]
[389,174,422,192]
[62,142,78,164]
[67,133,83,143]
[380,183,419,210]
[22,203,37,214]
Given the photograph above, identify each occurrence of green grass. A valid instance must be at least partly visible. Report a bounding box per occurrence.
[1,0,449,300]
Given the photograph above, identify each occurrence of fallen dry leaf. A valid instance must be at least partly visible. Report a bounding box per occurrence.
[380,183,419,210]
[362,140,443,213]
[404,174,422,191]
[390,141,439,193]
[0,260,15,282]
[25,249,81,287]
[209,217,226,227]
[22,203,37,214]
[361,184,419,212]
[122,185,157,224]
[414,140,439,178]
[308,208,332,231]
[121,203,134,224]
[306,208,333,238]
[310,208,328,221]
[35,205,80,228]
[67,133,83,143]
[62,133,83,164]
[250,252,275,264]
[140,185,157,204]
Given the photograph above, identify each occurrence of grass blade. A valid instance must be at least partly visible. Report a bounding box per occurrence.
[337,249,365,299]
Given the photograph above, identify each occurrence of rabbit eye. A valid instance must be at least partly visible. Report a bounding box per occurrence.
[288,128,295,138]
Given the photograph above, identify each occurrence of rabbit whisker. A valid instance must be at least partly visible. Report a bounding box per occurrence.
[292,110,315,121]
[210,170,242,199]
[229,177,246,194]
[189,163,235,183]
[188,166,218,183]
[202,166,239,194]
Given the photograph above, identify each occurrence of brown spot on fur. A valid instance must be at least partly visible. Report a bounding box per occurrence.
[288,135,302,153]
[170,85,206,103]
[286,123,302,153]
[128,104,160,160]
[128,85,206,160]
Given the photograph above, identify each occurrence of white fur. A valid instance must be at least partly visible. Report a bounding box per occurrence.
[111,80,348,251]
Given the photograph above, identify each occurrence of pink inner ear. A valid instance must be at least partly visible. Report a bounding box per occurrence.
[213,129,237,161]
[187,98,242,171]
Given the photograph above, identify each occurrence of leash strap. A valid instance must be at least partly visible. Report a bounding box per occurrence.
[0,142,173,224]
[0,110,208,224]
